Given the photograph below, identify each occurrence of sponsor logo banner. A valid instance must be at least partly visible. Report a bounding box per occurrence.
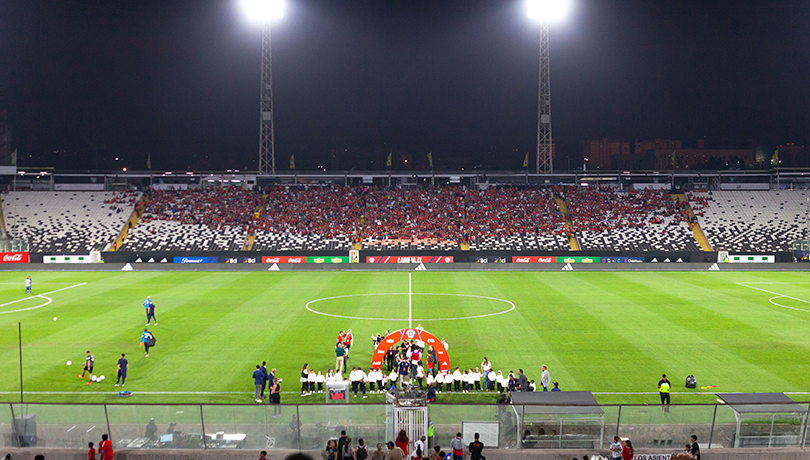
[0,252,29,263]
[306,256,349,264]
[600,257,645,263]
[365,256,454,264]
[262,256,306,264]
[173,256,219,264]
[474,257,508,263]
[559,256,598,264]
[511,256,557,263]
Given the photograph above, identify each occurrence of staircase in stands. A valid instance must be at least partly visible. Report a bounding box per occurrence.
[671,194,712,251]
[554,195,580,251]
[110,194,150,251]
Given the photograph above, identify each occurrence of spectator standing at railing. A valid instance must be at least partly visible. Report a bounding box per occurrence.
[540,365,550,392]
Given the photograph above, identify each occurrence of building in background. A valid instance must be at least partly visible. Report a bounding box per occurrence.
[582,139,630,170]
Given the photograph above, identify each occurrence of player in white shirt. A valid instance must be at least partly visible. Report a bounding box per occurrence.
[426,372,435,388]
[334,371,344,382]
[452,367,462,393]
[358,367,368,398]
[316,371,326,393]
[495,371,506,393]
[349,367,360,397]
[326,369,336,382]
[435,372,445,393]
[487,370,497,391]
[307,369,317,393]
[441,337,449,351]
[461,370,470,393]
[473,367,482,391]
[388,369,398,391]
[415,364,425,389]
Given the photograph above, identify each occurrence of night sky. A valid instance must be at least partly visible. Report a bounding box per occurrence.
[1,0,808,172]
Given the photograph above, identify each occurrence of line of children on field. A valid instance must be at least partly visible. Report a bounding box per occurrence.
[302,331,544,398]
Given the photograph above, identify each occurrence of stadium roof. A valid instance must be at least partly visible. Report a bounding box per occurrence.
[511,391,604,415]
[716,393,806,414]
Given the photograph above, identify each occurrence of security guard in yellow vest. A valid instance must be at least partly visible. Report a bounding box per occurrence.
[658,374,671,412]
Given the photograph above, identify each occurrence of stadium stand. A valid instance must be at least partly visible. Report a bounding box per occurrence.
[1,191,141,252]
[566,187,699,251]
[689,190,810,252]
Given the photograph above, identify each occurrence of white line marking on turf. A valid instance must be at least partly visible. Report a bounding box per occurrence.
[408,273,413,328]
[736,282,810,312]
[0,283,87,315]
[306,293,516,321]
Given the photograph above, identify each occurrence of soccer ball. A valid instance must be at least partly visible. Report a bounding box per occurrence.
[66,361,72,366]
[99,375,105,381]
[53,317,58,321]
[91,376,98,382]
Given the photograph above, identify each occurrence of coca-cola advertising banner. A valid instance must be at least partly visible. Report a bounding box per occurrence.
[512,256,557,263]
[262,256,306,264]
[366,256,454,264]
[0,252,29,263]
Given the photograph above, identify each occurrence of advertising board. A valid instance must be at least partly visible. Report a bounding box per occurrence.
[0,252,29,263]
[511,256,557,263]
[173,256,219,264]
[307,256,349,264]
[261,256,306,264]
[365,256,454,263]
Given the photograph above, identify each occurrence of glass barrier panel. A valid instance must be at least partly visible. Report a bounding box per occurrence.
[10,403,107,449]
[0,404,14,448]
[297,404,387,452]
[615,404,716,450]
[202,404,291,451]
[428,405,500,449]
[106,404,203,450]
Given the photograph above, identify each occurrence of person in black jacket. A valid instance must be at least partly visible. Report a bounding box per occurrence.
[469,433,485,460]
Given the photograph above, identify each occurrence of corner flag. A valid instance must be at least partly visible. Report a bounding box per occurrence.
[772,148,779,166]
[427,152,433,169]
[386,152,392,167]
[523,152,529,168]
[289,154,295,169]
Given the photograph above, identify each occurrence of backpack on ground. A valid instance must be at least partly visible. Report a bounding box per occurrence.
[685,375,696,388]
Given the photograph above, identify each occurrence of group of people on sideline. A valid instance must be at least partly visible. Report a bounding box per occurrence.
[325,430,485,460]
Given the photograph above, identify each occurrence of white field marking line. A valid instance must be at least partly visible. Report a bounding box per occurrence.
[0,282,87,315]
[305,293,516,321]
[736,282,810,313]
[408,273,413,328]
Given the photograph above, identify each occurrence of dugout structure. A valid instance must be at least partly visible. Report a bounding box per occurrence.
[716,393,809,448]
[510,391,604,449]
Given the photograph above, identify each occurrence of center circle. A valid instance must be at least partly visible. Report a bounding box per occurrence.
[305,293,516,321]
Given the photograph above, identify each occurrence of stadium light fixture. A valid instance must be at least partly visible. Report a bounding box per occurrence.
[527,0,571,23]
[240,0,284,22]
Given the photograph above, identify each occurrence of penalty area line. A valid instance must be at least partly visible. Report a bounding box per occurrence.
[0,282,87,315]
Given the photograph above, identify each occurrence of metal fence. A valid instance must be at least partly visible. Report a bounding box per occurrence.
[2,402,809,452]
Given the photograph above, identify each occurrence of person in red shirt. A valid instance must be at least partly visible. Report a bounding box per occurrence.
[99,433,113,460]
[337,331,346,345]
[87,442,95,460]
[344,330,354,354]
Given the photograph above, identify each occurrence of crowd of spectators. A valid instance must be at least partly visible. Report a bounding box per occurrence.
[565,187,689,234]
[135,185,695,247]
[103,190,141,214]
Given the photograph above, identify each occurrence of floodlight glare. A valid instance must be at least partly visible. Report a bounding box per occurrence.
[527,0,570,22]
[240,0,284,22]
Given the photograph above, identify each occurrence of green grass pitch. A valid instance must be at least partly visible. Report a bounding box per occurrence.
[1,270,809,405]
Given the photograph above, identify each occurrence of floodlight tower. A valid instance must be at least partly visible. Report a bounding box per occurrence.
[527,0,570,174]
[241,0,284,175]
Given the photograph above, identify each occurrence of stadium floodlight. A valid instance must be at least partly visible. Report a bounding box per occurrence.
[527,0,570,174]
[526,0,570,23]
[240,0,284,175]
[240,0,284,22]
